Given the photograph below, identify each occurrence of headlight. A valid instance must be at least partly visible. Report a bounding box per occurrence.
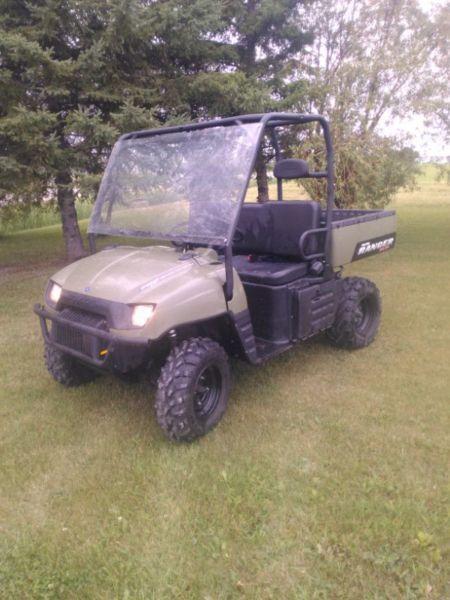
[131,304,155,328]
[47,281,62,307]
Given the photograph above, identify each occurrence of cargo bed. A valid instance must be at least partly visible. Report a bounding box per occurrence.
[324,208,396,267]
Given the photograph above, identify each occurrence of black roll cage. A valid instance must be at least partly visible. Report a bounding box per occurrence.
[88,112,335,301]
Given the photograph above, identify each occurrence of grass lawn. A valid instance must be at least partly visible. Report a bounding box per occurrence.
[0,167,449,598]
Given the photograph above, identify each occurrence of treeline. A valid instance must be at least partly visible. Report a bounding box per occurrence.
[1,0,448,258]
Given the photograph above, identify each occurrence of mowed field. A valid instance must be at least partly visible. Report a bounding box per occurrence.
[0,166,449,598]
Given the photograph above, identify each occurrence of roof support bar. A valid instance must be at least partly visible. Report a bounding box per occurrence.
[93,112,335,300]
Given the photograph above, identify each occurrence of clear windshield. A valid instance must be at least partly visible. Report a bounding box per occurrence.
[88,122,262,245]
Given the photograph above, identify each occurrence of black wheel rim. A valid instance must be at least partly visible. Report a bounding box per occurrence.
[193,365,222,421]
[355,295,377,331]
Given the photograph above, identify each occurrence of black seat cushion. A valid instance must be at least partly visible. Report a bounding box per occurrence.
[234,201,321,257]
[233,255,307,286]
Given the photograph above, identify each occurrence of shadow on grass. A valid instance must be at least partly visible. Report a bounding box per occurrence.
[48,335,333,447]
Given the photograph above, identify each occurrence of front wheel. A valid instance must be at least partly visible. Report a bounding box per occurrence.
[155,337,230,442]
[327,277,381,349]
[44,342,99,387]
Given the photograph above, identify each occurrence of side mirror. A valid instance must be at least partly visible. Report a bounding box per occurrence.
[274,158,309,179]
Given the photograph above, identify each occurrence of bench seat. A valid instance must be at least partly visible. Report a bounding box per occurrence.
[233,255,307,286]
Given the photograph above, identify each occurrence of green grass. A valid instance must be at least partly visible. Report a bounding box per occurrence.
[0,168,449,598]
[0,201,93,235]
[394,164,450,208]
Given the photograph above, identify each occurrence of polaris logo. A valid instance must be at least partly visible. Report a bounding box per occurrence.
[352,234,396,261]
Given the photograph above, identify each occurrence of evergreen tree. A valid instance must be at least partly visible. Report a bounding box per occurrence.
[186,0,312,201]
[0,0,312,251]
[0,0,228,258]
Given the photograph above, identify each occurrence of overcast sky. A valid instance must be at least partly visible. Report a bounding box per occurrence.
[397,0,449,160]
[390,116,449,161]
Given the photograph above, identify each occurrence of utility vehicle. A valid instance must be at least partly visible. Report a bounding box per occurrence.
[34,113,396,442]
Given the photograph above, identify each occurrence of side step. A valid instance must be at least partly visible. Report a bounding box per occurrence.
[255,337,292,362]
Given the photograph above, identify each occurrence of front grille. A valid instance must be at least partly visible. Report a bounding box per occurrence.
[51,308,109,358]
[60,307,107,328]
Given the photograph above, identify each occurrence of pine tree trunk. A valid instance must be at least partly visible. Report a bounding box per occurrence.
[256,152,269,203]
[56,170,86,261]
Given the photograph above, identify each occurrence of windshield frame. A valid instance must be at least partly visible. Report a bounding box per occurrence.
[88,119,266,248]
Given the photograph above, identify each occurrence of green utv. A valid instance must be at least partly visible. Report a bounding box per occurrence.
[35,113,396,442]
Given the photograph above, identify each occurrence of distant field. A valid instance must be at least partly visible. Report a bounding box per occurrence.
[245,163,450,206]
[394,164,450,207]
[0,164,449,598]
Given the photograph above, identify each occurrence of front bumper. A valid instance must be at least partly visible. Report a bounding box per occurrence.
[34,304,150,372]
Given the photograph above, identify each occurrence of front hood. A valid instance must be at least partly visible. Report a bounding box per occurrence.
[52,245,223,304]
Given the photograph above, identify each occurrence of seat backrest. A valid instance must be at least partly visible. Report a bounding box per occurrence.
[233,200,321,257]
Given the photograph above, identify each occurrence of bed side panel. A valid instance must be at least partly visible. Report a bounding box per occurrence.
[330,213,397,266]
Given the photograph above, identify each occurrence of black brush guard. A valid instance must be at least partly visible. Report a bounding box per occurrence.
[34,304,149,371]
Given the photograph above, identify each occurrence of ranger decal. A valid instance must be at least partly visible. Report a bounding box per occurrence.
[352,233,396,261]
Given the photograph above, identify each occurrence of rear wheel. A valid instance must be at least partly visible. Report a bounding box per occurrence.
[327,277,381,349]
[44,342,99,387]
[155,337,230,442]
